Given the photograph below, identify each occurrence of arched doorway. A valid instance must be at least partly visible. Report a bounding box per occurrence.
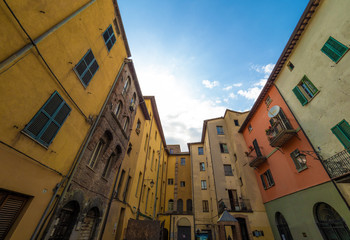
[275,212,293,240]
[177,217,191,240]
[314,202,350,240]
[49,201,80,240]
[79,207,100,240]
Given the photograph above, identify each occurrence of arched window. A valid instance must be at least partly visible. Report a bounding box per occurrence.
[168,199,174,211]
[177,199,183,213]
[186,199,192,213]
[102,153,114,178]
[88,140,105,168]
[80,207,99,239]
[123,117,129,132]
[314,202,350,240]
[275,212,293,240]
[131,93,136,105]
[122,77,130,95]
[115,101,123,118]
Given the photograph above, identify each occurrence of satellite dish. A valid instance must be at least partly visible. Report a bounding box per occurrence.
[268,105,280,118]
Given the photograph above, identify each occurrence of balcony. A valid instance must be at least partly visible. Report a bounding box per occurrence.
[323,148,350,179]
[266,119,297,147]
[247,142,267,168]
[218,198,252,215]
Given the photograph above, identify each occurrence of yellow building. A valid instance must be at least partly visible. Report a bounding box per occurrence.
[0,0,129,239]
[189,110,274,240]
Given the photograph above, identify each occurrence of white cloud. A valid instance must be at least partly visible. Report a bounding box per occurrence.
[233,83,243,87]
[254,79,267,87]
[251,63,275,78]
[223,86,232,91]
[136,62,226,151]
[238,87,262,100]
[202,80,219,89]
[229,93,236,99]
[223,83,242,91]
[223,98,229,103]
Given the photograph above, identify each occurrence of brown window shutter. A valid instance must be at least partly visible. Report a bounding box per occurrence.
[0,194,28,240]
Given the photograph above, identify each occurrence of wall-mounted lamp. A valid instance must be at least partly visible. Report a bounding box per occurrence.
[144,179,155,188]
[295,150,307,165]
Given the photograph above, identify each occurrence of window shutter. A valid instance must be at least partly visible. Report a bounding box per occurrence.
[253,139,262,156]
[278,108,292,129]
[0,195,28,239]
[267,170,275,186]
[321,37,348,62]
[292,86,308,106]
[260,175,267,190]
[332,120,350,149]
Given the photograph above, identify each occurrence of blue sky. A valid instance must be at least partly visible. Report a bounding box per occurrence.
[118,0,309,151]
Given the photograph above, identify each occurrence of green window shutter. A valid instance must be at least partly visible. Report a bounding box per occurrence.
[260,175,267,190]
[331,120,350,149]
[302,76,318,95]
[292,86,308,106]
[321,37,349,62]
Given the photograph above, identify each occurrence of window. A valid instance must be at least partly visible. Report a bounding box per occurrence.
[260,169,275,189]
[116,170,125,199]
[187,199,192,213]
[287,61,294,71]
[113,18,121,35]
[130,93,136,111]
[180,181,185,187]
[103,25,116,51]
[234,153,237,162]
[248,124,253,132]
[169,149,174,154]
[239,177,243,186]
[88,140,104,168]
[201,180,207,190]
[168,199,174,211]
[155,131,157,140]
[234,119,239,126]
[216,126,224,135]
[265,96,272,107]
[198,147,204,155]
[275,212,293,240]
[122,77,130,95]
[290,149,307,172]
[127,143,132,155]
[115,101,123,118]
[23,91,71,147]
[292,75,319,106]
[202,200,209,212]
[123,117,129,132]
[220,143,229,153]
[102,153,114,178]
[74,49,99,87]
[122,176,131,202]
[151,151,155,169]
[135,172,142,197]
[168,179,174,185]
[331,119,350,150]
[145,188,150,213]
[321,36,348,62]
[200,162,205,171]
[224,165,233,176]
[177,199,183,213]
[136,119,141,135]
[0,190,29,239]
[180,158,186,166]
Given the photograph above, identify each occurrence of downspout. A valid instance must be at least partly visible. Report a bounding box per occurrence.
[0,0,96,72]
[153,142,163,219]
[136,114,154,219]
[32,60,126,240]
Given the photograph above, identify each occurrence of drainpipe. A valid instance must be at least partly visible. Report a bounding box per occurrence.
[0,0,96,72]
[136,113,154,219]
[31,60,126,240]
[153,142,163,219]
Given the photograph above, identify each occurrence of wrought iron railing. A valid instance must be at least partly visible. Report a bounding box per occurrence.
[323,148,350,178]
[218,198,252,214]
[266,119,297,147]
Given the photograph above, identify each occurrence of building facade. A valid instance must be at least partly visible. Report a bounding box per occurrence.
[0,0,130,239]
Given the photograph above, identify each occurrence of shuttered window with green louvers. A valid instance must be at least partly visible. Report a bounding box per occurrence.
[321,37,348,62]
[292,75,319,106]
[23,91,71,147]
[332,120,350,150]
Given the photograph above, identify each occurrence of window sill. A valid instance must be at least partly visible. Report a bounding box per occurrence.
[21,130,49,150]
[86,165,96,173]
[297,166,308,173]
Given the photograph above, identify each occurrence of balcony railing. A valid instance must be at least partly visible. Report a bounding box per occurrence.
[266,119,297,147]
[323,148,350,179]
[247,143,267,168]
[218,198,252,215]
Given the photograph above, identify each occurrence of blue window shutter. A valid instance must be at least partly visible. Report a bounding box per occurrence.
[292,86,308,106]
[332,120,350,150]
[74,49,99,87]
[24,92,71,146]
[321,37,348,62]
